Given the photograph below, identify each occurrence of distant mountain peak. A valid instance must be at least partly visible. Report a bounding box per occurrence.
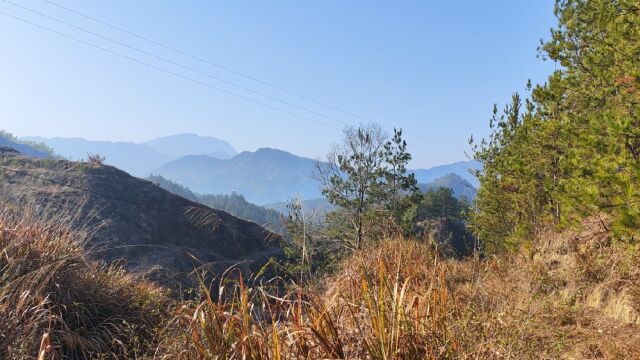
[419,172,477,200]
[143,133,237,159]
[156,147,321,204]
[412,160,482,188]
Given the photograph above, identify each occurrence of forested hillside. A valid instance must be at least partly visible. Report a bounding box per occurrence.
[149,175,285,234]
[472,0,640,251]
[0,131,53,158]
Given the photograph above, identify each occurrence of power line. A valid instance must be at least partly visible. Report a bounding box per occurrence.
[39,0,466,155]
[41,0,368,121]
[1,6,461,163]
[12,1,459,162]
[2,0,352,129]
[0,10,342,134]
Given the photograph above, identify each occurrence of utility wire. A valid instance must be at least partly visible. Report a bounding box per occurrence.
[0,9,452,163]
[3,0,351,129]
[0,10,342,133]
[5,0,456,162]
[39,0,466,154]
[41,0,368,121]
[1,5,464,163]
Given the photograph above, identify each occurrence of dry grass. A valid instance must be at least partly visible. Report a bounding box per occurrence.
[157,227,640,360]
[0,197,169,359]
[157,241,456,359]
[1,193,638,360]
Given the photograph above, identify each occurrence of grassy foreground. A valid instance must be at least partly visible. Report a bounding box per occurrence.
[1,209,639,359]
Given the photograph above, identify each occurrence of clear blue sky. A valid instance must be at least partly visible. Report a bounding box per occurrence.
[0,0,556,167]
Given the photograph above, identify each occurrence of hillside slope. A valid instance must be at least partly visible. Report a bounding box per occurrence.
[0,150,281,287]
[148,175,286,234]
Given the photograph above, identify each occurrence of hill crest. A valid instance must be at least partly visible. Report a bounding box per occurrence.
[0,153,282,288]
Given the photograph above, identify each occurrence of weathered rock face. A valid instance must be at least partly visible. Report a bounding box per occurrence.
[0,152,283,288]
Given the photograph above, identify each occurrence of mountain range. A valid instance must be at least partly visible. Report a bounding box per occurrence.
[23,133,236,176]
[155,147,321,204]
[419,173,477,200]
[155,148,481,204]
[412,160,482,188]
[21,133,481,204]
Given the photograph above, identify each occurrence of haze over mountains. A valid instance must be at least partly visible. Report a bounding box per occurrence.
[24,133,237,176]
[0,135,51,158]
[156,148,321,204]
[412,160,482,188]
[20,133,480,204]
[419,173,477,200]
[142,133,237,159]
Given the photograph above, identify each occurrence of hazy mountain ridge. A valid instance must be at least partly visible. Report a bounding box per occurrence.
[24,133,237,176]
[412,160,481,188]
[419,173,477,200]
[156,146,479,205]
[22,132,479,205]
[156,147,322,204]
[24,136,173,176]
[142,133,236,159]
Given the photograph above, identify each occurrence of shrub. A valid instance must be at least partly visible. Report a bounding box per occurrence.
[86,153,106,165]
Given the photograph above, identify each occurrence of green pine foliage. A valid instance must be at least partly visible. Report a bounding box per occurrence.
[198,192,285,234]
[318,125,419,249]
[418,187,469,224]
[472,0,640,251]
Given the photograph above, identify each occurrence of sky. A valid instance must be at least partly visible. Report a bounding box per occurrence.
[0,0,557,167]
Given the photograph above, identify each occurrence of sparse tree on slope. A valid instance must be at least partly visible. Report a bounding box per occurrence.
[318,124,418,249]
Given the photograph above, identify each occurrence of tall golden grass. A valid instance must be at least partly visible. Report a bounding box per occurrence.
[157,240,457,359]
[157,232,640,359]
[0,194,168,359]
[1,191,638,359]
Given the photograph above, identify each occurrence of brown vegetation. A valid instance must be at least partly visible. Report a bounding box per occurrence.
[0,201,168,359]
[1,205,638,358]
